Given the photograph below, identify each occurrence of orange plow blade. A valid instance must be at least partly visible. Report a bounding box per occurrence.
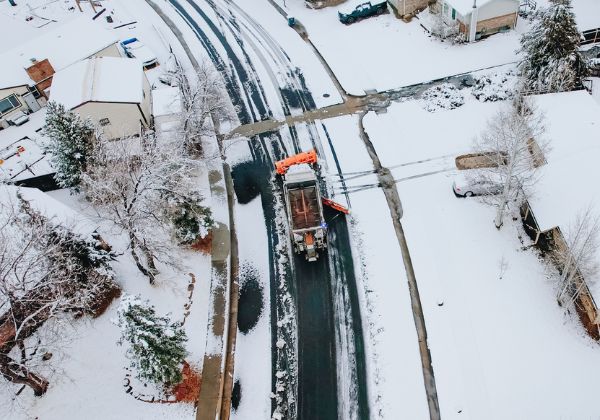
[322,197,350,214]
[275,149,318,175]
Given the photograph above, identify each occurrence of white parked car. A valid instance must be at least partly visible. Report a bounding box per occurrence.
[120,38,158,69]
[6,111,30,126]
[452,173,502,197]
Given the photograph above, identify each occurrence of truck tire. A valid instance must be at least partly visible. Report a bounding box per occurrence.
[346,16,355,24]
[377,7,385,14]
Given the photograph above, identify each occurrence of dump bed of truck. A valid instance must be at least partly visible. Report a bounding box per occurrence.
[284,165,324,231]
[288,184,321,230]
[279,160,327,261]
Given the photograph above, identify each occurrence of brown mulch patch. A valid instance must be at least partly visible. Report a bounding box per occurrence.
[89,282,122,318]
[172,362,202,403]
[191,231,213,255]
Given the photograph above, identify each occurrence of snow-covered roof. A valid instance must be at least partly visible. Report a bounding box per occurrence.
[0,185,97,238]
[152,87,181,117]
[0,16,118,89]
[527,91,600,233]
[0,12,37,57]
[50,57,144,110]
[446,0,515,17]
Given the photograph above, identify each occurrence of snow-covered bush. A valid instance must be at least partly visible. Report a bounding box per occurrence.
[424,6,459,40]
[421,83,464,112]
[518,0,588,92]
[43,101,95,190]
[116,295,187,387]
[471,71,517,102]
[165,193,214,245]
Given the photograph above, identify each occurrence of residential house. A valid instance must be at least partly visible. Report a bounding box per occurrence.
[50,57,152,140]
[437,0,519,41]
[0,17,119,127]
[519,91,600,338]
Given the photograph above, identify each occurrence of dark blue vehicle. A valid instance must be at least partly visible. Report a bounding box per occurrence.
[338,1,388,24]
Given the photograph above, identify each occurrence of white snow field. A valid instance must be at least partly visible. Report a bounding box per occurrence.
[282,1,526,95]
[275,0,600,95]
[0,185,212,420]
[318,90,600,419]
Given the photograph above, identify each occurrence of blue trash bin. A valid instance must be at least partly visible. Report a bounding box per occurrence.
[288,17,296,27]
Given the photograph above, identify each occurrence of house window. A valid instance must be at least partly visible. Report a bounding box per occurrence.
[0,94,21,116]
[452,8,456,19]
[27,85,42,99]
[99,118,111,126]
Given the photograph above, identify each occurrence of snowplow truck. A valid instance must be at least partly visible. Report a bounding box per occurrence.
[276,150,327,262]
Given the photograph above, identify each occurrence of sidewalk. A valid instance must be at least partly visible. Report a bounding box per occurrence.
[196,157,238,420]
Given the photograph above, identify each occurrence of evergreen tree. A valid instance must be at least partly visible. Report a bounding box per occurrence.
[518,0,587,92]
[43,101,95,189]
[116,295,188,386]
[166,192,214,245]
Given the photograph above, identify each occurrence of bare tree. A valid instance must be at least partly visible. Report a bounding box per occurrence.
[428,3,459,40]
[553,207,600,308]
[81,136,207,284]
[0,193,115,396]
[471,96,547,228]
[173,61,233,157]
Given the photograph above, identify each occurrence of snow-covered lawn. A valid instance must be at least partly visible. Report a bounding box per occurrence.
[0,186,212,420]
[398,172,600,419]
[271,0,599,95]
[319,92,600,418]
[282,2,525,95]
